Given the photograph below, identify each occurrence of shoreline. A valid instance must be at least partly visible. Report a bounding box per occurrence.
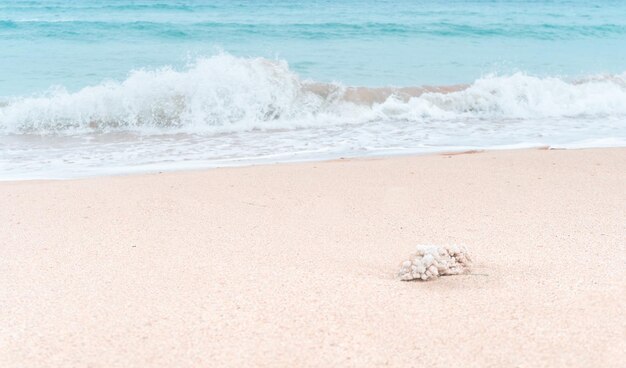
[1,147,625,366]
[2,144,623,183]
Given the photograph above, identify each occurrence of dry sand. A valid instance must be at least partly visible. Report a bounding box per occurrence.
[1,148,625,367]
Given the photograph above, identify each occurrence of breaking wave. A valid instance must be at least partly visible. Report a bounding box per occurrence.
[1,53,626,135]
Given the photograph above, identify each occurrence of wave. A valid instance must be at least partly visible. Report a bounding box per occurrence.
[2,53,626,135]
[4,20,626,40]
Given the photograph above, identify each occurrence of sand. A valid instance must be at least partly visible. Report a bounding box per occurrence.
[1,148,625,367]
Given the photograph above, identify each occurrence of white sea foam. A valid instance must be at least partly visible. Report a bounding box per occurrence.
[2,54,626,135]
[1,54,625,179]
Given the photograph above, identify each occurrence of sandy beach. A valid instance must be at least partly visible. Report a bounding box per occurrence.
[1,148,625,367]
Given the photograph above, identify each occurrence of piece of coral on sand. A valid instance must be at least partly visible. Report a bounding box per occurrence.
[398,245,472,281]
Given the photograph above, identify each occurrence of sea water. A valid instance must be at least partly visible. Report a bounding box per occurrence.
[1,0,626,179]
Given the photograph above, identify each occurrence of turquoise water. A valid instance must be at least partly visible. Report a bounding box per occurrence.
[3,0,626,95]
[1,0,626,179]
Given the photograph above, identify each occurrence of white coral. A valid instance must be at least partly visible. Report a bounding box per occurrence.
[398,245,472,281]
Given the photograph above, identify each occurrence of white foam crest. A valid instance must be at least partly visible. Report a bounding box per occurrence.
[427,73,626,118]
[1,54,626,135]
[0,54,367,134]
[373,72,626,121]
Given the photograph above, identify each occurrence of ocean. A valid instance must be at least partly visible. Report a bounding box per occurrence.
[1,0,626,179]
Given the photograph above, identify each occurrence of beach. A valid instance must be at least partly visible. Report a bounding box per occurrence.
[1,147,624,367]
